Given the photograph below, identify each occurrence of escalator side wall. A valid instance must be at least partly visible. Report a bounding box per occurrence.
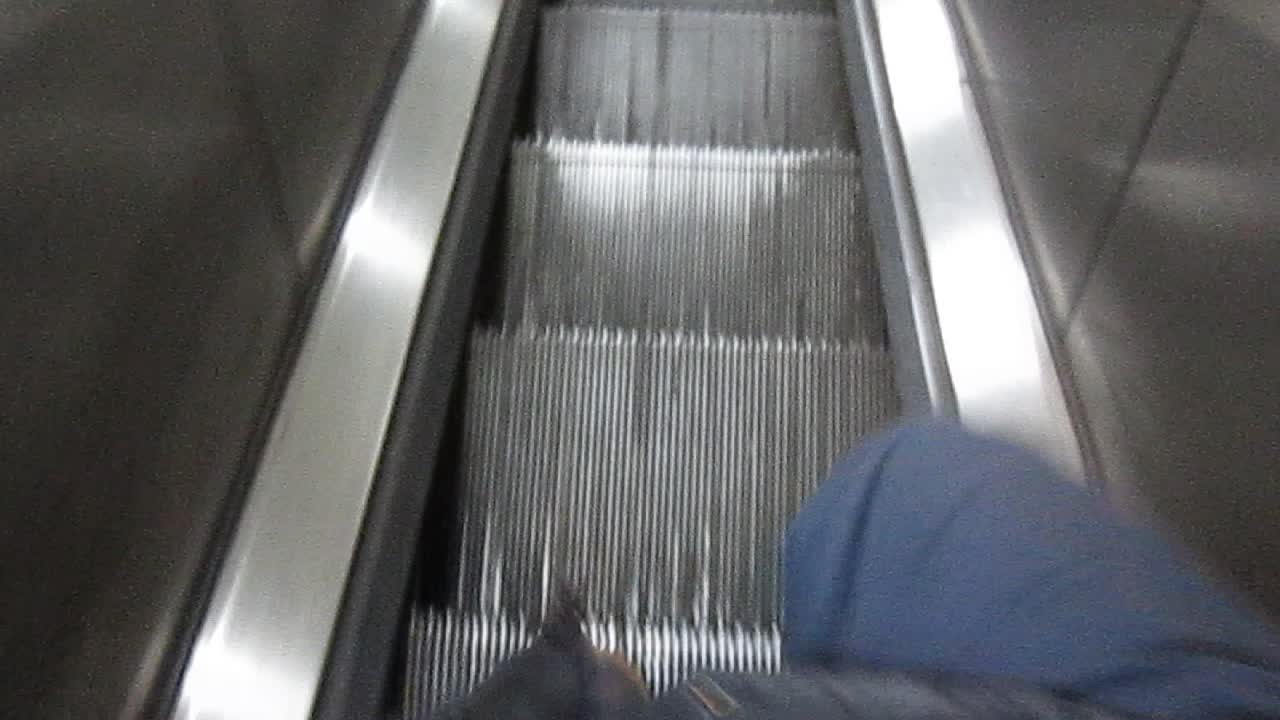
[311,2,541,718]
[0,0,412,714]
[948,0,1280,616]
[834,0,956,416]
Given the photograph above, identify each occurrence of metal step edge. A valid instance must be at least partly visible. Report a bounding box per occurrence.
[546,3,835,23]
[498,141,882,341]
[405,606,782,715]
[536,7,853,148]
[512,137,860,166]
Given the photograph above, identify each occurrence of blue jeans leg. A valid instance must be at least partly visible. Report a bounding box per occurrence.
[784,418,1280,719]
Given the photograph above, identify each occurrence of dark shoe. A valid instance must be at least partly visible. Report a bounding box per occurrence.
[431,595,650,720]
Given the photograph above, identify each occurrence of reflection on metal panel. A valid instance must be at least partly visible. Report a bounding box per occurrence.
[866,0,1083,478]
[173,1,505,718]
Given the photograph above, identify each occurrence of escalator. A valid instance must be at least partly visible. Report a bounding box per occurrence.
[401,2,900,713]
[12,0,1277,716]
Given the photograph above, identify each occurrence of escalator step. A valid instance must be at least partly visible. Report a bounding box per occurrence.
[405,607,781,715]
[495,140,884,342]
[563,0,833,12]
[452,326,897,626]
[537,6,853,148]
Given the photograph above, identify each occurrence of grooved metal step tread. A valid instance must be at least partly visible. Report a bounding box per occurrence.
[452,326,898,626]
[495,140,884,342]
[565,1,833,13]
[537,6,854,148]
[406,607,781,715]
